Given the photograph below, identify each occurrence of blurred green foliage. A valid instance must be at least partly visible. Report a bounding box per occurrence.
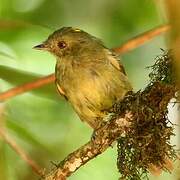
[0,0,177,180]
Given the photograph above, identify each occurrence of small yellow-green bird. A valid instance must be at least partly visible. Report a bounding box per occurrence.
[34,27,132,129]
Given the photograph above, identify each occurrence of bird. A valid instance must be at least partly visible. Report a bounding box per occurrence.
[34,27,132,130]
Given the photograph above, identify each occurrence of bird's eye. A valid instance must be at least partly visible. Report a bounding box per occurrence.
[58,41,67,49]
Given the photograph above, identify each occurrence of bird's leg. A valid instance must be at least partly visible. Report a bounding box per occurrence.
[91,112,115,141]
[102,112,115,122]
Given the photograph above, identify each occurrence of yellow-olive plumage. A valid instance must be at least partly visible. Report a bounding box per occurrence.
[34,27,132,129]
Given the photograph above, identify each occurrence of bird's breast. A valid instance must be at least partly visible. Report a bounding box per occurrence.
[55,59,132,129]
[55,60,130,109]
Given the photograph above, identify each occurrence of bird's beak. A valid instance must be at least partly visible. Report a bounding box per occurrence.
[33,43,48,50]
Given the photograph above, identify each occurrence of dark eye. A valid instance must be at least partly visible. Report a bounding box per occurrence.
[58,41,67,49]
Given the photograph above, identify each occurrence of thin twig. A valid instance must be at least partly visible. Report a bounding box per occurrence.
[0,129,44,177]
[0,20,29,29]
[0,74,55,101]
[0,24,170,101]
[113,24,170,54]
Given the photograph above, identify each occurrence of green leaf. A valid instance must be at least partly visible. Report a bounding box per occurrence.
[0,41,17,60]
[6,118,53,153]
[0,51,15,59]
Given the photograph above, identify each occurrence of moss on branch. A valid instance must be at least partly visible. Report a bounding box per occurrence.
[115,50,177,179]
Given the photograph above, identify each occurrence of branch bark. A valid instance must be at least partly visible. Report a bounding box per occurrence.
[0,25,170,101]
[45,112,132,180]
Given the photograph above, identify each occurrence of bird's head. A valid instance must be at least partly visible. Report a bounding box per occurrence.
[34,27,105,58]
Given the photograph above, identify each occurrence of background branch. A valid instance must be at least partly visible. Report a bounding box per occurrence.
[0,129,44,177]
[165,1,180,89]
[113,24,170,54]
[0,74,55,101]
[0,25,170,101]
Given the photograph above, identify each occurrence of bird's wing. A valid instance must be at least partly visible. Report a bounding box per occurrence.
[105,49,126,75]
[108,54,126,75]
[55,80,68,100]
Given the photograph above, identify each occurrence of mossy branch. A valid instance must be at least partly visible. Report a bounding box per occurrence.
[44,51,178,180]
